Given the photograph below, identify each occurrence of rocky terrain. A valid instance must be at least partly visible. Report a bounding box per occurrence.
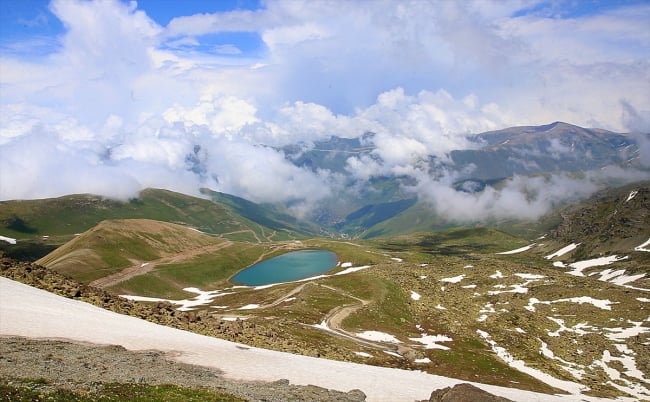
[0,336,366,402]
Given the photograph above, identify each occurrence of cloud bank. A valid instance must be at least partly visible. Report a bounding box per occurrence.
[1,0,649,222]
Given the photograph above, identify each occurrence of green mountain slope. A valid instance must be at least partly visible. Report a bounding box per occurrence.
[36,219,227,284]
[200,188,318,239]
[0,188,314,261]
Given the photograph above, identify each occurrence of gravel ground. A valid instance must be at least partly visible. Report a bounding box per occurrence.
[0,336,366,402]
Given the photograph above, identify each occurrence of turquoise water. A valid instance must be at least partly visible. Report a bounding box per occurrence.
[231,250,338,286]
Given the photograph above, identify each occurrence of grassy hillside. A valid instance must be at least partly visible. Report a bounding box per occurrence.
[201,188,317,240]
[0,188,314,261]
[37,219,228,284]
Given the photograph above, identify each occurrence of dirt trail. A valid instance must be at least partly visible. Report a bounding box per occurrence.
[220,229,262,243]
[316,284,415,355]
[89,241,233,289]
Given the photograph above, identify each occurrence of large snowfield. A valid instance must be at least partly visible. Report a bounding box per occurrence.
[0,277,638,402]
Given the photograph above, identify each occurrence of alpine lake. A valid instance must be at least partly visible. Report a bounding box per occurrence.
[231,250,338,286]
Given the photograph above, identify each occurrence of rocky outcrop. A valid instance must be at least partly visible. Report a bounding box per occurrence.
[427,383,512,402]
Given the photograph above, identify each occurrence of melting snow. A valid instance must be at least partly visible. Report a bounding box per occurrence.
[497,244,535,255]
[0,236,16,245]
[567,256,628,276]
[545,243,580,260]
[488,284,529,295]
[415,357,432,364]
[408,334,453,350]
[634,238,650,252]
[539,340,587,380]
[525,297,613,313]
[238,304,260,310]
[476,330,588,395]
[546,317,596,337]
[410,291,421,301]
[390,257,403,262]
[626,190,638,202]
[341,262,353,268]
[489,270,504,279]
[356,331,401,343]
[592,347,650,399]
[515,273,545,280]
[354,351,372,358]
[604,319,650,341]
[435,304,447,310]
[335,265,371,275]
[221,316,249,321]
[440,274,465,283]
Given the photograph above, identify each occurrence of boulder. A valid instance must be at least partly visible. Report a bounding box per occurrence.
[428,383,512,402]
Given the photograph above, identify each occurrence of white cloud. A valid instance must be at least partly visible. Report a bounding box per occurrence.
[0,0,648,222]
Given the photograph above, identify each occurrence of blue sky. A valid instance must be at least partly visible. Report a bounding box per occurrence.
[0,0,649,216]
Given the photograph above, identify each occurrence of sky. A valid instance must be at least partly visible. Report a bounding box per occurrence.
[0,0,649,221]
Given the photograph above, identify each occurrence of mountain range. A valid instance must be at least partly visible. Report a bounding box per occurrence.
[0,122,649,401]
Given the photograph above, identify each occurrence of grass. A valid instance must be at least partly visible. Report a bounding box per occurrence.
[0,188,311,243]
[428,337,560,394]
[0,380,244,402]
[335,275,414,331]
[371,227,528,257]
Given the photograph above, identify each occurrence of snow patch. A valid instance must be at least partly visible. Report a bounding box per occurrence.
[238,304,260,310]
[408,334,453,350]
[634,237,650,252]
[383,350,402,358]
[476,330,588,394]
[0,236,16,245]
[527,296,613,312]
[410,291,421,301]
[515,273,545,280]
[440,274,464,283]
[626,190,638,202]
[604,320,650,341]
[356,331,401,343]
[545,243,580,259]
[567,256,628,276]
[497,244,535,255]
[489,270,504,279]
[335,265,371,275]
